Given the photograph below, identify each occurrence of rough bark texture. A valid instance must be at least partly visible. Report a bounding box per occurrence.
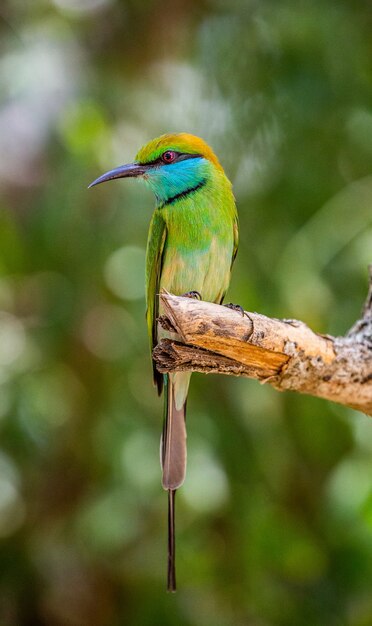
[153,268,372,416]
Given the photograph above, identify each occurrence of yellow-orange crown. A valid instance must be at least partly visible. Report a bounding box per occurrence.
[135,133,224,172]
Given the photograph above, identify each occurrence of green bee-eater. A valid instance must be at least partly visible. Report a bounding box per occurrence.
[89,133,238,591]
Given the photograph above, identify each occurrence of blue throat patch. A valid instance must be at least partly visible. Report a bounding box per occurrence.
[142,157,210,206]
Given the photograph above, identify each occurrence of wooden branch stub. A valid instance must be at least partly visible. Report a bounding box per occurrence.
[154,290,372,416]
[159,300,288,375]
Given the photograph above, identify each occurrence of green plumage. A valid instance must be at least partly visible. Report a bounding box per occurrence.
[145,164,238,393]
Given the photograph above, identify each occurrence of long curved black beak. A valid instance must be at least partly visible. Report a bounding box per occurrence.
[88,163,146,188]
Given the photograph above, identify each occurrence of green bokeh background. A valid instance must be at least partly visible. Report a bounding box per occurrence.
[0,1,372,624]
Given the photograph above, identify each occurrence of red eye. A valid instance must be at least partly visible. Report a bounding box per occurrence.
[162,150,176,163]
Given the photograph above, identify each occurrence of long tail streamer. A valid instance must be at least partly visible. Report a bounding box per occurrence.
[167,489,176,592]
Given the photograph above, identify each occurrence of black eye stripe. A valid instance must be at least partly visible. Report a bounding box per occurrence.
[176,153,201,163]
[139,153,202,167]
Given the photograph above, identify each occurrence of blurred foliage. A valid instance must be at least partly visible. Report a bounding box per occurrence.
[0,0,371,624]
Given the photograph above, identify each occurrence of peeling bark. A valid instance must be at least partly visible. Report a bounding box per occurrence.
[153,268,372,415]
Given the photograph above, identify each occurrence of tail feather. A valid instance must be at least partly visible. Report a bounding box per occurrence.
[161,373,188,490]
[161,372,190,592]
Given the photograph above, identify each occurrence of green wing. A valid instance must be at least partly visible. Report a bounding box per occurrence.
[145,209,167,395]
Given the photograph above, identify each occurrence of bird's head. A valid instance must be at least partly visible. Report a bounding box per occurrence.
[89,133,228,206]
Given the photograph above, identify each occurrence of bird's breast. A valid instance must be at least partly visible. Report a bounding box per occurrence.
[160,235,233,303]
[158,182,236,303]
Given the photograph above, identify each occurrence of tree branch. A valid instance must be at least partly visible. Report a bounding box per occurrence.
[153,268,372,415]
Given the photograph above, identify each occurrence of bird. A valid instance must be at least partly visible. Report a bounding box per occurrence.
[89,133,238,591]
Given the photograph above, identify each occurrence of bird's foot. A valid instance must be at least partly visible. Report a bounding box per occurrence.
[181,290,202,300]
[223,302,248,317]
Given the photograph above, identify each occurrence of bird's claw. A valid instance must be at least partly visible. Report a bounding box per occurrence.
[181,290,202,300]
[224,302,247,317]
